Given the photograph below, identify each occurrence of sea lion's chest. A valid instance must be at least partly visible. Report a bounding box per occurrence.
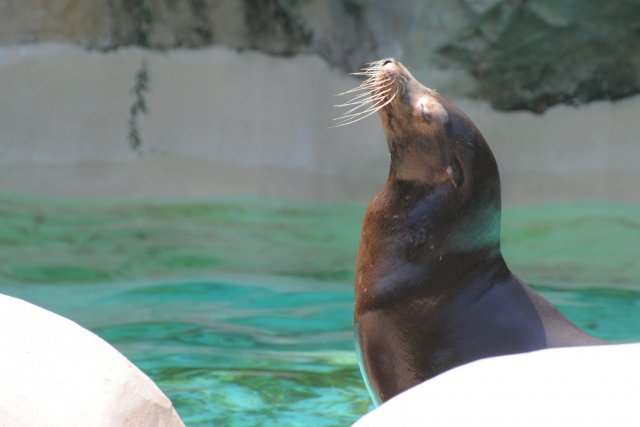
[355,185,454,311]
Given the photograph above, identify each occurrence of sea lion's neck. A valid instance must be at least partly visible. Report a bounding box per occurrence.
[382,179,501,256]
[386,136,457,187]
[355,179,503,311]
[384,125,503,253]
[388,147,444,185]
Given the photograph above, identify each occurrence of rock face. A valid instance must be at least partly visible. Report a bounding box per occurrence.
[1,0,639,112]
[436,0,640,113]
[0,293,185,427]
[0,0,377,71]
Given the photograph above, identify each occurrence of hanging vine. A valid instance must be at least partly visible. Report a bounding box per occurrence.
[127,60,150,154]
[125,1,153,154]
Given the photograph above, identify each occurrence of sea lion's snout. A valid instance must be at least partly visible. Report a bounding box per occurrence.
[380,58,405,79]
[378,58,403,85]
[370,61,449,128]
[375,65,450,136]
[333,59,404,127]
[334,58,446,130]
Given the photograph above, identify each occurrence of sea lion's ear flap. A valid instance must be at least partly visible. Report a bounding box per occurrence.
[445,155,464,189]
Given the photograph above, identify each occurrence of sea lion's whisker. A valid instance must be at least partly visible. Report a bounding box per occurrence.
[333,110,379,126]
[343,92,391,115]
[336,79,391,97]
[351,82,391,99]
[332,90,398,127]
[336,89,395,117]
[359,80,388,91]
[335,96,384,109]
[338,101,377,114]
[336,98,370,108]
[337,85,376,96]
[363,61,385,72]
[369,91,394,106]
[361,91,396,113]
[336,88,366,96]
[374,90,397,109]
[354,68,383,76]
[373,74,392,82]
[331,111,380,127]
[333,61,399,126]
[370,85,395,98]
[335,98,372,112]
[333,97,396,125]
[341,101,375,115]
[369,96,392,109]
[351,71,380,76]
[364,73,388,82]
[337,87,395,107]
[339,90,379,103]
[369,78,394,90]
[358,64,383,74]
[334,105,381,121]
[335,98,371,108]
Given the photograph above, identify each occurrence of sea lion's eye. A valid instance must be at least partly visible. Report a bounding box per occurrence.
[421,102,433,123]
[418,98,449,125]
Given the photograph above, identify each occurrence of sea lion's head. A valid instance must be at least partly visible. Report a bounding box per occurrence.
[336,58,502,254]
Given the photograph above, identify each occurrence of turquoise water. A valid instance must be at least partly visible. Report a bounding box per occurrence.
[1,194,639,426]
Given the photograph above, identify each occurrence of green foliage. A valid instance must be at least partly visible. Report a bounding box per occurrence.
[135,4,154,47]
[127,61,150,154]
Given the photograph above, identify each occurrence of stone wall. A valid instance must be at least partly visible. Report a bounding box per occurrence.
[1,44,639,204]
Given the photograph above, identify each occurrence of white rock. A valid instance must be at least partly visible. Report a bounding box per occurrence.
[0,293,185,427]
[354,343,640,427]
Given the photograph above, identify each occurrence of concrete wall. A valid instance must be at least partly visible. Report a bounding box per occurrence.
[1,44,639,205]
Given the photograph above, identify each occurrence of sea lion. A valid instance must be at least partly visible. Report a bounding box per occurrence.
[337,58,603,405]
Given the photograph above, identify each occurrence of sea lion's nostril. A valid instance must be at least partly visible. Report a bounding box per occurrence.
[383,59,394,66]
